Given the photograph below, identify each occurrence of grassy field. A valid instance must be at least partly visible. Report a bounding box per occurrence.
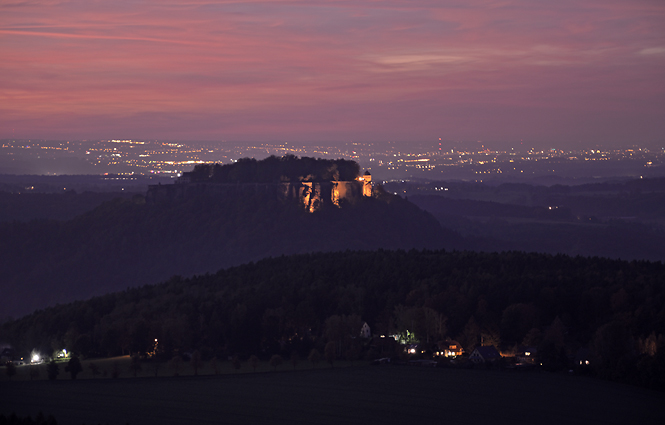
[2,363,664,425]
[1,355,358,380]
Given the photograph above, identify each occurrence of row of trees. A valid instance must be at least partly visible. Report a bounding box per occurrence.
[2,249,664,389]
[4,356,84,381]
[7,346,342,383]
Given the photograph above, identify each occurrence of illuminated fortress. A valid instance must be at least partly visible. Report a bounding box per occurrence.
[290,170,372,212]
[146,156,374,212]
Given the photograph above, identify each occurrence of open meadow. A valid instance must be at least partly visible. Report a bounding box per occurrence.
[3,362,664,425]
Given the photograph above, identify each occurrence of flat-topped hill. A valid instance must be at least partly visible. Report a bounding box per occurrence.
[182,155,360,183]
[148,155,374,211]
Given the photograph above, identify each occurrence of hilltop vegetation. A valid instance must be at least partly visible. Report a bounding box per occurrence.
[2,249,664,390]
[184,155,360,183]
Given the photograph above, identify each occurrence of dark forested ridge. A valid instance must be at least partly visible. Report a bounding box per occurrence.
[2,249,664,389]
[0,186,459,319]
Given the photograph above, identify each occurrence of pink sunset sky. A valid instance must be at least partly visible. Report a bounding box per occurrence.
[1,0,664,147]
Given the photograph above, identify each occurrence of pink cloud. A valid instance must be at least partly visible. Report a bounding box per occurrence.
[1,0,663,146]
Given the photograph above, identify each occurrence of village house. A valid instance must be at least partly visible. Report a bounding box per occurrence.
[469,346,501,364]
[436,339,464,358]
[360,322,371,339]
[574,348,591,367]
[515,346,538,364]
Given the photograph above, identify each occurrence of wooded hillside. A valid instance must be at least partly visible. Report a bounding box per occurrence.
[3,249,664,389]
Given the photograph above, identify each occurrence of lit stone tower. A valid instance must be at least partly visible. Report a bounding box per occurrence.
[362,170,372,197]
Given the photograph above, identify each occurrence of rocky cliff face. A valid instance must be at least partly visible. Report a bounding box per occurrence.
[147,180,368,211]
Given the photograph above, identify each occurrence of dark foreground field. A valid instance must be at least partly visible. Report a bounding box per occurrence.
[3,366,664,425]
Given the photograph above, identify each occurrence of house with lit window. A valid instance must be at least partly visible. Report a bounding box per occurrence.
[436,339,464,358]
[574,348,591,367]
[515,346,537,364]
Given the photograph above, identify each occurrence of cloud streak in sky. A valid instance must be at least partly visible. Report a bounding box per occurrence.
[1,0,664,146]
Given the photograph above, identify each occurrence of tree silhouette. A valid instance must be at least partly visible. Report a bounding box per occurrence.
[480,327,501,348]
[249,355,259,372]
[73,333,93,358]
[231,355,241,373]
[152,361,161,377]
[521,328,542,347]
[210,356,219,375]
[592,321,634,380]
[269,354,283,371]
[538,317,568,371]
[324,341,336,368]
[65,355,83,379]
[345,343,361,366]
[0,412,58,425]
[458,316,481,352]
[290,351,299,370]
[46,359,59,380]
[5,362,17,379]
[191,350,203,375]
[501,303,538,346]
[29,365,40,380]
[169,355,183,376]
[308,348,321,368]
